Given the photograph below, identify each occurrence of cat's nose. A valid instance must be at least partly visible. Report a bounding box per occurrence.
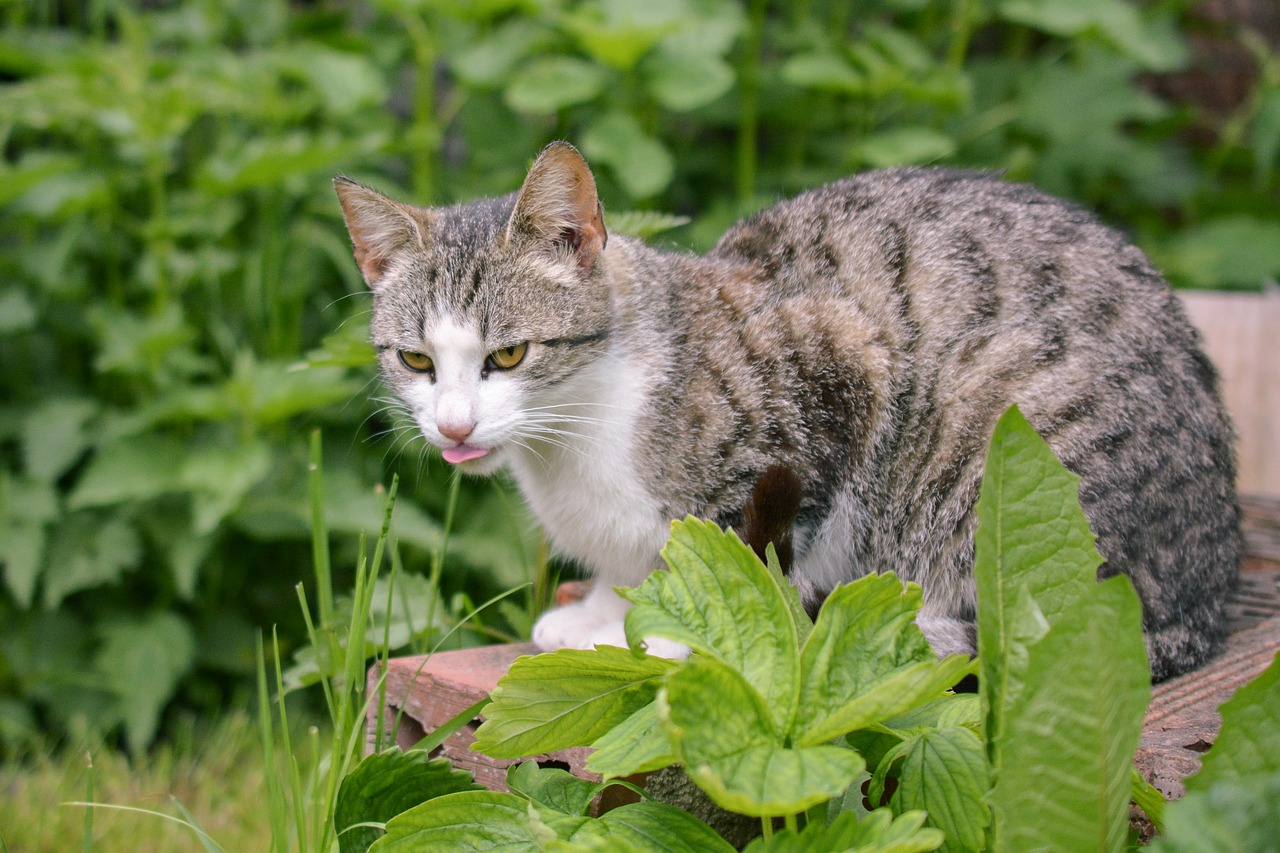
[438,419,475,442]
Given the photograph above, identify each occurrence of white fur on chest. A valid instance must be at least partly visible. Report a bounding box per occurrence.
[507,355,667,587]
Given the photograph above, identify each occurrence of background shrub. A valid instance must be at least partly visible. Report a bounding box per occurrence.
[1,0,1277,752]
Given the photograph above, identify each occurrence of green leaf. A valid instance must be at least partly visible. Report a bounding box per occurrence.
[67,434,188,510]
[661,657,863,817]
[607,210,691,239]
[886,726,990,852]
[473,646,676,759]
[0,473,57,606]
[558,0,684,71]
[581,111,674,198]
[1184,651,1280,792]
[855,127,956,169]
[781,52,867,94]
[371,790,581,852]
[1148,770,1280,853]
[586,698,676,778]
[998,0,1188,71]
[642,51,734,111]
[179,440,272,535]
[450,18,544,89]
[743,808,944,853]
[42,512,142,607]
[1155,216,1280,291]
[987,577,1150,853]
[335,749,480,853]
[975,405,1100,746]
[587,800,737,852]
[622,517,800,729]
[793,575,972,747]
[504,57,607,114]
[94,611,196,751]
[507,761,600,817]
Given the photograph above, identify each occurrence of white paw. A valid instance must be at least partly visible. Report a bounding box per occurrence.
[586,621,691,660]
[532,600,607,651]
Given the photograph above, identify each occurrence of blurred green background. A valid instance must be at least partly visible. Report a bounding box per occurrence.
[2,0,1278,754]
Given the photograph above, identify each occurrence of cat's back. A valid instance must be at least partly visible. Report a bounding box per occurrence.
[703,167,1239,680]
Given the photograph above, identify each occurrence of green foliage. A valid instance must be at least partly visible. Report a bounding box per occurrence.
[1149,653,1280,853]
[5,0,1280,752]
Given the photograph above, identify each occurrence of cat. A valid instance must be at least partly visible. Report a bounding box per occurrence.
[335,141,1240,681]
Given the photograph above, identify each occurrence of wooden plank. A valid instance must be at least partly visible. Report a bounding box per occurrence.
[1179,289,1280,499]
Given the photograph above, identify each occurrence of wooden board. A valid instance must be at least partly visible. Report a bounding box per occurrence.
[1180,289,1280,499]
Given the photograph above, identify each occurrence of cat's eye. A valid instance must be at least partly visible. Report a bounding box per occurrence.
[486,341,528,371]
[399,350,434,373]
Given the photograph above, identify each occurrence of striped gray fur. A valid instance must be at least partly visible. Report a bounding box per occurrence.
[337,143,1240,680]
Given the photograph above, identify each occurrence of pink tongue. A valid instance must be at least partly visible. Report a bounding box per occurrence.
[442,444,489,464]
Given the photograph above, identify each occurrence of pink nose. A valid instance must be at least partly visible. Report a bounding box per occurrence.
[438,420,474,442]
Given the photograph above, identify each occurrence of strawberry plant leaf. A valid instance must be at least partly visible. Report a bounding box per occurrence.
[622,517,801,730]
[793,574,972,746]
[586,698,676,778]
[742,808,944,853]
[335,748,479,853]
[661,656,862,817]
[887,726,990,853]
[507,761,600,817]
[472,646,676,759]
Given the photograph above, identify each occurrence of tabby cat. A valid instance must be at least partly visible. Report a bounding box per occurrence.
[335,142,1240,680]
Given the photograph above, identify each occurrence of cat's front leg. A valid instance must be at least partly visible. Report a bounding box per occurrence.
[531,583,689,659]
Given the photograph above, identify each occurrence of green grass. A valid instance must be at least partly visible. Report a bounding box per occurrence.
[0,710,297,852]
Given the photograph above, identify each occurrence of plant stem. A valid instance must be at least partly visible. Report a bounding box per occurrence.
[737,0,768,208]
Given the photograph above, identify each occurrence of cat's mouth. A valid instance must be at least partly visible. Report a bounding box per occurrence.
[442,443,490,464]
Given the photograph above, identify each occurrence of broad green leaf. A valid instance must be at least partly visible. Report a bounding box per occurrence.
[622,517,800,729]
[42,512,142,607]
[855,127,956,169]
[998,0,1188,71]
[0,288,36,333]
[473,646,676,759]
[586,698,676,778]
[1148,770,1280,853]
[504,57,607,114]
[642,50,734,111]
[95,611,196,752]
[743,808,944,853]
[67,434,188,510]
[0,473,57,606]
[335,749,480,853]
[988,576,1149,853]
[886,726,990,852]
[180,440,272,535]
[450,18,543,89]
[793,575,971,746]
[589,800,736,852]
[1155,216,1280,291]
[781,52,867,94]
[581,111,674,199]
[976,405,1100,746]
[21,396,97,480]
[662,657,862,817]
[559,0,684,71]
[1184,651,1280,792]
[371,790,583,852]
[507,761,600,817]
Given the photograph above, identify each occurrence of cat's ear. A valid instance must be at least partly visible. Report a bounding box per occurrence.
[334,177,432,289]
[506,141,607,275]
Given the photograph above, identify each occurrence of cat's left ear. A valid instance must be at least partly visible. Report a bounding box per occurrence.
[506,141,607,275]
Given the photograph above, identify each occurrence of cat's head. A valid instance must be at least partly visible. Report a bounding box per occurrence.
[335,142,611,474]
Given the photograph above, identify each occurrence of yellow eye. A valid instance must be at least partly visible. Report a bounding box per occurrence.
[487,341,528,370]
[399,350,434,373]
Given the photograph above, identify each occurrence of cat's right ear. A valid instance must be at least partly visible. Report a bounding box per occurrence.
[333,177,431,290]
[506,142,607,276]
